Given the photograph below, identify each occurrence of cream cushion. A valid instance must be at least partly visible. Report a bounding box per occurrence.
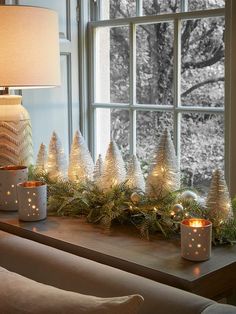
[0,266,143,314]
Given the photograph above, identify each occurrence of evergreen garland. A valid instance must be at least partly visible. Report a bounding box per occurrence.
[28,167,236,245]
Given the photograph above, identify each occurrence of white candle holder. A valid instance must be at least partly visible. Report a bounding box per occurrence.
[181,218,212,262]
[17,181,47,221]
[0,166,28,211]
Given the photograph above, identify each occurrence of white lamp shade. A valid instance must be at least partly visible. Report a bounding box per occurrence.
[0,5,60,88]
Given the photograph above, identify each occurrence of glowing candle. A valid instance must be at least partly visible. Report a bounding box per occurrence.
[189,219,204,228]
[181,218,212,262]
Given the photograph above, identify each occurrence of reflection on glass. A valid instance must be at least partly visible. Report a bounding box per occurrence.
[136,23,174,105]
[181,113,224,192]
[136,111,174,176]
[181,17,225,107]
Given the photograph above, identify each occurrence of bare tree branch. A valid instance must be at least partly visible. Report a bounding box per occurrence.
[181,76,224,98]
[182,46,224,71]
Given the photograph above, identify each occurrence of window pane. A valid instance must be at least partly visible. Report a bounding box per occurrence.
[136,23,174,105]
[181,113,224,192]
[95,27,130,104]
[181,17,224,107]
[96,109,130,161]
[187,0,225,11]
[143,0,180,15]
[136,111,174,175]
[110,0,136,18]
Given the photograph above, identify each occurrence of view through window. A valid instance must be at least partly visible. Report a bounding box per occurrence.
[90,0,225,193]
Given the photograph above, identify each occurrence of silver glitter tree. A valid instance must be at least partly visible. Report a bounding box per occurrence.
[146,129,180,198]
[206,169,233,225]
[47,131,67,181]
[68,130,94,183]
[126,155,145,191]
[35,143,47,173]
[98,141,126,191]
[93,154,103,183]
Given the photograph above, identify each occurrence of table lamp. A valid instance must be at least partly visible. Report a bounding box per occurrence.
[0,5,60,166]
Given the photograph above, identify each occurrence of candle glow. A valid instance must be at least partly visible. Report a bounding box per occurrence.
[189,220,204,228]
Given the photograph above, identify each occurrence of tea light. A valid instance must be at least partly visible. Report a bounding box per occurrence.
[17,181,47,221]
[181,218,212,261]
[0,166,28,211]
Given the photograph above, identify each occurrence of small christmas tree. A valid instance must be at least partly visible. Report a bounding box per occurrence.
[146,129,180,198]
[35,143,47,173]
[206,169,233,226]
[98,141,126,191]
[47,131,67,181]
[93,154,103,183]
[126,155,145,191]
[68,130,94,183]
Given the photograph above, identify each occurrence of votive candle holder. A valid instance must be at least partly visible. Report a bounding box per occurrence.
[0,166,28,211]
[17,181,47,221]
[181,218,212,262]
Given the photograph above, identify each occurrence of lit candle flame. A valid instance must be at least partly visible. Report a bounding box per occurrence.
[189,220,203,228]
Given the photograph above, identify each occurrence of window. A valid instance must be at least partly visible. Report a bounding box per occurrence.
[89,0,225,192]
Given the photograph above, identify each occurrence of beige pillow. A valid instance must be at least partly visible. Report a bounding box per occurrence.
[0,267,143,314]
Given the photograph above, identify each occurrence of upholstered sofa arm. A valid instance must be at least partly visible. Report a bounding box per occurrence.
[0,231,234,314]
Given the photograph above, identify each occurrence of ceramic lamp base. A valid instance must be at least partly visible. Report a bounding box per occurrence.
[0,95,33,166]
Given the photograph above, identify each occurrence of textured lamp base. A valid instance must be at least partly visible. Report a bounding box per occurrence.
[0,95,33,166]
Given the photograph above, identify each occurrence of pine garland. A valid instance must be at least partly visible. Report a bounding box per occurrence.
[28,167,236,245]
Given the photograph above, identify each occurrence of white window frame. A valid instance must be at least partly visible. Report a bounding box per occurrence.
[78,0,236,195]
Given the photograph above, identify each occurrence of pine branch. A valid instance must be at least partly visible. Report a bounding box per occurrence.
[28,165,236,245]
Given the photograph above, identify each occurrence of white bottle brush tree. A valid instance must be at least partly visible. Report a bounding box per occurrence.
[47,131,67,181]
[35,143,47,173]
[146,129,180,198]
[68,130,94,183]
[93,154,103,184]
[206,169,234,226]
[98,141,126,191]
[126,155,145,191]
